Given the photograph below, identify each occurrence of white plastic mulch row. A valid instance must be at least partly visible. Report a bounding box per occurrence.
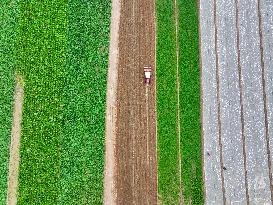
[260,0,273,193]
[200,0,273,204]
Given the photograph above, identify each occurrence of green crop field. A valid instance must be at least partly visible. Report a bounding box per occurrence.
[0,0,18,203]
[60,0,111,204]
[156,0,181,204]
[16,0,111,204]
[156,0,203,204]
[17,1,67,203]
[178,0,203,204]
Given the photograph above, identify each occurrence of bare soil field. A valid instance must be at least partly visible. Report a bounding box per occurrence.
[114,0,157,204]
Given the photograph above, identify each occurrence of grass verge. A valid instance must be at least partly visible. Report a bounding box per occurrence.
[17,1,66,203]
[0,0,18,203]
[156,0,180,203]
[178,0,203,204]
[60,0,111,204]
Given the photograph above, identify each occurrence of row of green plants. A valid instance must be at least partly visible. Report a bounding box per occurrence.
[16,0,111,204]
[178,0,203,204]
[0,0,18,203]
[17,1,67,204]
[156,0,181,204]
[60,0,111,204]
[156,0,203,204]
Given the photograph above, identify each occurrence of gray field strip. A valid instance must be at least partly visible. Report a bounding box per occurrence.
[199,0,224,204]
[200,0,273,204]
[259,0,273,193]
[215,0,247,203]
[237,0,272,203]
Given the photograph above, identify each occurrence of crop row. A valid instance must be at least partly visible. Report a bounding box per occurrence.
[178,0,203,204]
[156,0,181,203]
[156,0,203,204]
[60,0,111,204]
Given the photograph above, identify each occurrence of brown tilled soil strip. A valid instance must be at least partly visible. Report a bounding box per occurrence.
[257,0,273,198]
[235,0,250,203]
[213,0,227,204]
[174,0,182,203]
[197,0,206,203]
[103,0,121,203]
[115,0,157,203]
[7,75,24,205]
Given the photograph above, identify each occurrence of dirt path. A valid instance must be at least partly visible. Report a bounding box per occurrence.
[7,75,24,205]
[103,0,121,204]
[115,0,157,204]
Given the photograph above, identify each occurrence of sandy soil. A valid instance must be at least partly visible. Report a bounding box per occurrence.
[114,0,157,204]
[7,75,24,205]
[104,0,121,204]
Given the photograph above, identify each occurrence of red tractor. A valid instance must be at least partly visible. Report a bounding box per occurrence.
[144,66,152,85]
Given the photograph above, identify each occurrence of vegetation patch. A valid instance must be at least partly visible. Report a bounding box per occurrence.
[0,0,18,203]
[60,0,111,204]
[156,0,181,203]
[178,0,203,204]
[17,1,66,204]
[16,0,110,203]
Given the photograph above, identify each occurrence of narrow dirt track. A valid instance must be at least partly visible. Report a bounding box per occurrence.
[115,0,157,204]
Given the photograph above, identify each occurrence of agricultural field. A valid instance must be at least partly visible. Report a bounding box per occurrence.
[60,0,111,204]
[2,0,204,203]
[178,0,203,204]
[9,0,111,204]
[0,0,18,203]
[156,0,180,204]
[17,1,67,203]
[156,0,203,204]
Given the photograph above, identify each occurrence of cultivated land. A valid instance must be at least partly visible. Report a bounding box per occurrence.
[178,0,203,203]
[156,0,180,203]
[200,0,273,204]
[0,0,18,203]
[16,0,111,203]
[17,1,66,203]
[114,0,157,204]
[60,0,111,204]
[156,0,203,203]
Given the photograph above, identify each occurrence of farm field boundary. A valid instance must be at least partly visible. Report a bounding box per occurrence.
[7,75,24,205]
[103,0,121,203]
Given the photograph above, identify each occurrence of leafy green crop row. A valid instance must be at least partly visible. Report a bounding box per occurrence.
[60,0,111,204]
[156,0,203,204]
[17,0,110,204]
[156,0,181,204]
[178,0,203,204]
[17,1,67,204]
[0,0,18,203]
